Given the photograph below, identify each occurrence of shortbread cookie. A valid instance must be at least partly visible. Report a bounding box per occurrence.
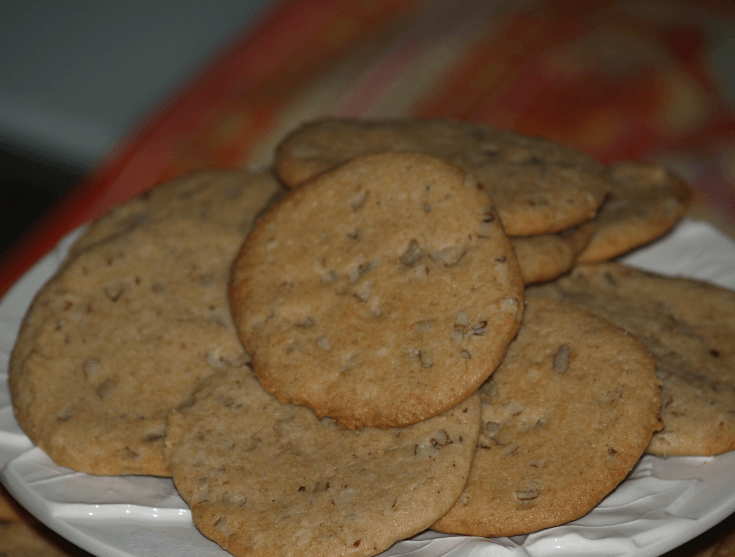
[230,152,524,429]
[529,263,735,456]
[577,161,692,263]
[432,296,661,537]
[275,117,608,236]
[165,365,481,557]
[511,222,595,284]
[10,173,279,476]
[71,169,282,254]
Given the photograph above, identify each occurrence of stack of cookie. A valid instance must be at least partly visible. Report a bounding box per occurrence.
[275,118,692,284]
[8,117,734,557]
[10,170,282,476]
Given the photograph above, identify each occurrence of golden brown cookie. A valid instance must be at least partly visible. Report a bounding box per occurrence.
[165,365,481,557]
[577,161,692,263]
[511,222,595,284]
[9,171,280,476]
[71,169,283,254]
[529,262,735,457]
[275,117,608,236]
[432,296,662,537]
[230,152,524,429]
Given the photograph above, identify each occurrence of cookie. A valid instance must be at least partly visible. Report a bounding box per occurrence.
[511,222,595,284]
[230,152,524,429]
[529,262,735,457]
[275,117,608,236]
[576,161,692,263]
[432,296,662,537]
[165,365,481,557]
[71,169,283,255]
[9,172,280,476]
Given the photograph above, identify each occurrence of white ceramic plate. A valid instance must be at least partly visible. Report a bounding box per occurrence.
[2,219,735,557]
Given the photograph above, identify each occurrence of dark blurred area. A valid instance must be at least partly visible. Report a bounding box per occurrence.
[0,144,86,258]
[0,0,270,262]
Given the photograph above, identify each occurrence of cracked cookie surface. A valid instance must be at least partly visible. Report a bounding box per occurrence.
[230,152,524,429]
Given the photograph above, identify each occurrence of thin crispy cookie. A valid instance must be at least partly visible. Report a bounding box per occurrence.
[577,161,692,263]
[275,117,608,236]
[511,222,595,284]
[230,152,524,429]
[529,262,735,457]
[165,366,480,557]
[9,171,280,476]
[432,296,661,537]
[71,169,283,254]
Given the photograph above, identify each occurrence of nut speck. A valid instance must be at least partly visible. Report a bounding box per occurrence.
[355,281,373,302]
[95,379,115,399]
[399,240,424,267]
[350,190,367,211]
[515,489,540,501]
[206,351,228,369]
[213,517,234,536]
[415,320,434,332]
[331,488,359,505]
[295,317,315,328]
[83,358,101,381]
[431,429,451,447]
[103,283,124,301]
[349,260,375,284]
[553,345,571,374]
[419,351,433,368]
[500,297,520,318]
[429,246,466,267]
